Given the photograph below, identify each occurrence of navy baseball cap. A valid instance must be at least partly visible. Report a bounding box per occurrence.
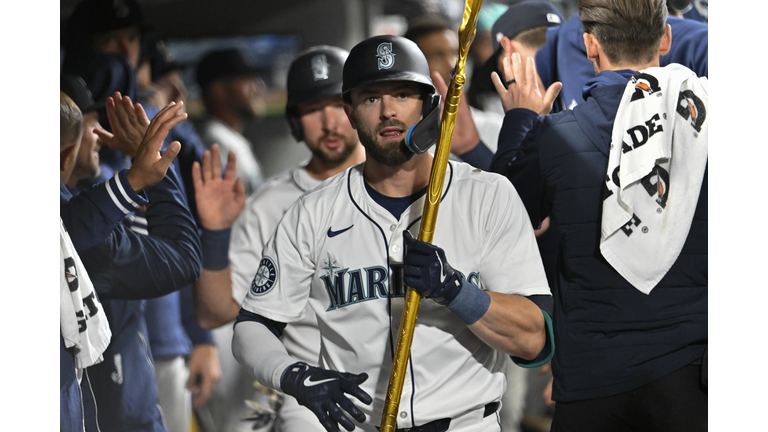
[196,49,267,89]
[490,0,564,53]
[60,74,102,113]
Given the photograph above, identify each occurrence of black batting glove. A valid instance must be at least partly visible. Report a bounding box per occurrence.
[402,230,464,305]
[280,362,372,432]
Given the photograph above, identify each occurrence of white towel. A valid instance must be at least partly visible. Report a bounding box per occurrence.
[600,65,708,294]
[60,218,111,369]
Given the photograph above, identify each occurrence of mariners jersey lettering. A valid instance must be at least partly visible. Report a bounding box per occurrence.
[241,161,550,428]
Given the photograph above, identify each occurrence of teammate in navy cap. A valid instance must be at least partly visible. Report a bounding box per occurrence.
[62,0,145,72]
[468,0,564,115]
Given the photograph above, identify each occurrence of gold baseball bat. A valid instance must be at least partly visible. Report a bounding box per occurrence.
[379,0,484,430]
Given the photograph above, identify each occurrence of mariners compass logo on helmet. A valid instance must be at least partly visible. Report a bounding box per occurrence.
[376,43,395,70]
[311,54,329,81]
[251,257,278,296]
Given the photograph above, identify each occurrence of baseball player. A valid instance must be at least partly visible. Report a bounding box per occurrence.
[231,35,554,432]
[193,46,364,431]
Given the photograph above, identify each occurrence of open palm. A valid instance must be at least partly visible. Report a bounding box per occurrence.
[192,144,246,230]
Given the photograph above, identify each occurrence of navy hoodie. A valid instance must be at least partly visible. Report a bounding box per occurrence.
[492,70,707,402]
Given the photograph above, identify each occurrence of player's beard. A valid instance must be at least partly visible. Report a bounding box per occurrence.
[309,132,359,166]
[357,119,414,167]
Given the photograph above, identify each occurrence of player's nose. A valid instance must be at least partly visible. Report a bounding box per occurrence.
[322,106,338,131]
[380,95,397,120]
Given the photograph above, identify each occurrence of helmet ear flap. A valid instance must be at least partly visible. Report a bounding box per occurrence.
[404,93,441,155]
[287,114,304,142]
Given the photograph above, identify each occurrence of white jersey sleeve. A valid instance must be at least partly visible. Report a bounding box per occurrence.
[475,171,550,296]
[229,168,320,305]
[240,196,318,323]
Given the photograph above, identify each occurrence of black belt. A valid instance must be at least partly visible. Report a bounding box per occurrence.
[393,401,500,432]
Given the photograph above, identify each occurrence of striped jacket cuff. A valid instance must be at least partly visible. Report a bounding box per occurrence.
[109,170,149,214]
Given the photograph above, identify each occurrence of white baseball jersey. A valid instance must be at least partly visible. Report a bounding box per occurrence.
[241,160,550,429]
[231,164,323,365]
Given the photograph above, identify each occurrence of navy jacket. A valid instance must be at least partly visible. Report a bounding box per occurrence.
[62,167,201,300]
[493,70,707,402]
[60,166,201,432]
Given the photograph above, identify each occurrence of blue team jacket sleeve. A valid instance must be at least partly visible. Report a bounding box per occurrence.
[60,171,148,253]
[180,285,215,345]
[492,108,556,229]
[457,140,494,171]
[78,164,202,300]
[490,108,539,174]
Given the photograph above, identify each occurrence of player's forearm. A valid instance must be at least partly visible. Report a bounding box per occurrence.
[143,165,203,282]
[61,171,147,253]
[468,292,546,359]
[195,267,242,329]
[232,320,297,391]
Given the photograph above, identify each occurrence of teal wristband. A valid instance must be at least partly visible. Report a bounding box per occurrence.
[511,309,555,368]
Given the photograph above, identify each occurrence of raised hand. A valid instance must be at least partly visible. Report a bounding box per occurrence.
[280,362,372,432]
[96,91,151,157]
[125,101,186,192]
[192,143,246,230]
[492,52,562,115]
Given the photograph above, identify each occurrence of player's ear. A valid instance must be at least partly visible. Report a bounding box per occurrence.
[343,102,357,130]
[499,36,513,55]
[60,142,79,179]
[658,24,672,56]
[507,38,527,56]
[583,32,599,63]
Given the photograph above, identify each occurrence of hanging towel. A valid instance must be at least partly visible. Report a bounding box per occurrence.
[60,217,111,369]
[600,64,708,294]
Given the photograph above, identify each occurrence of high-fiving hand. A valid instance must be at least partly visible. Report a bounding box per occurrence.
[96,91,151,158]
[192,143,246,230]
[492,52,562,115]
[125,101,186,192]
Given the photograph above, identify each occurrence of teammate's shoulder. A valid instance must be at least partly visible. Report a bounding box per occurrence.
[247,169,295,200]
[448,161,521,202]
[449,160,510,186]
[297,162,363,203]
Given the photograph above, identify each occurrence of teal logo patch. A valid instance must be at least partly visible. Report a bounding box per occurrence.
[251,257,278,296]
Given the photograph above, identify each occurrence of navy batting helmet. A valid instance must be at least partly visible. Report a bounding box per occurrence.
[285,46,349,141]
[342,35,435,103]
[342,35,440,154]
